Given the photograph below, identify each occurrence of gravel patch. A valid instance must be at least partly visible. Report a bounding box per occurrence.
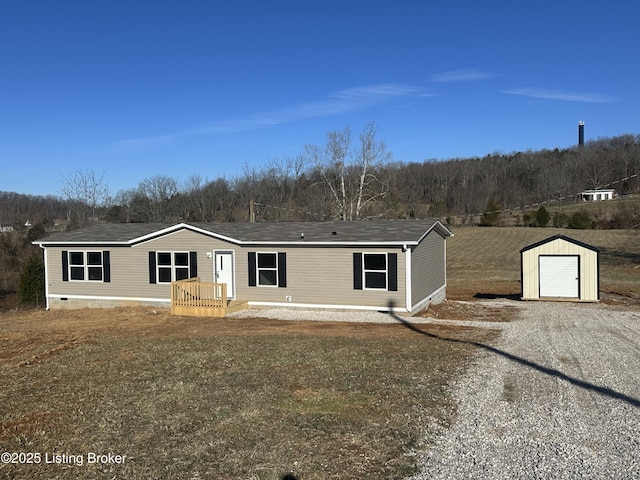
[228,304,507,327]
[407,300,640,479]
[228,307,429,323]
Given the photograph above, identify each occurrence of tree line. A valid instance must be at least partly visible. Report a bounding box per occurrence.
[2,127,640,230]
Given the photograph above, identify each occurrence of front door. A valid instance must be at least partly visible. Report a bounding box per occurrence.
[214,252,235,299]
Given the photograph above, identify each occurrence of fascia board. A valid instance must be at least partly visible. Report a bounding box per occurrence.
[130,223,242,246]
[415,221,454,244]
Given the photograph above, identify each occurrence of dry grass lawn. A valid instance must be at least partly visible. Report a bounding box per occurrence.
[0,307,497,480]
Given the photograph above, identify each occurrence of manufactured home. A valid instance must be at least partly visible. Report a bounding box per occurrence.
[34,220,453,316]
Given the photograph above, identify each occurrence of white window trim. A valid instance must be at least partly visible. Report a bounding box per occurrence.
[362,252,388,291]
[256,252,279,288]
[156,251,190,283]
[68,250,104,283]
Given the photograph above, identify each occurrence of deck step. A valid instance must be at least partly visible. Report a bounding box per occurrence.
[225,300,249,315]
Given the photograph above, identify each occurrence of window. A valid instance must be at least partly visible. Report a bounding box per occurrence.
[257,253,278,286]
[363,253,387,289]
[248,252,287,288]
[86,251,104,281]
[156,251,191,283]
[353,252,397,292]
[157,252,173,283]
[63,251,109,282]
[174,252,190,280]
[69,251,85,280]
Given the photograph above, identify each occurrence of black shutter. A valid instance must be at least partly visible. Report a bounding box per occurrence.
[189,251,198,278]
[62,251,69,282]
[103,251,111,283]
[353,253,362,290]
[248,252,257,286]
[149,251,156,284]
[277,252,287,288]
[388,253,397,291]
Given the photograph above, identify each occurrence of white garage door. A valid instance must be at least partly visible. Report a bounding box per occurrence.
[539,256,579,298]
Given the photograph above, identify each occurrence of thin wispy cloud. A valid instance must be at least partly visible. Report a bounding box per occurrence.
[431,69,495,82]
[503,87,616,103]
[301,53,330,64]
[111,83,430,149]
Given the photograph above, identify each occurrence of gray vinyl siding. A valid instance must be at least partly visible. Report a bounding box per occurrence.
[46,229,407,310]
[411,230,446,306]
[46,230,231,301]
[237,246,406,309]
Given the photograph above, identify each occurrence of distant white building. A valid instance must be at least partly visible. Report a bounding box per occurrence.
[0,225,14,233]
[580,189,616,202]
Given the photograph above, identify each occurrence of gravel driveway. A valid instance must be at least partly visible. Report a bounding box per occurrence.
[408,300,640,480]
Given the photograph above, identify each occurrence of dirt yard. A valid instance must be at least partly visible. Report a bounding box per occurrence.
[0,304,498,480]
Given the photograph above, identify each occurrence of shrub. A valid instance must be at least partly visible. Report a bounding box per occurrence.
[553,212,569,228]
[19,254,45,306]
[568,210,593,229]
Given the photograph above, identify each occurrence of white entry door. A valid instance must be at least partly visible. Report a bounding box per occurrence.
[539,256,579,298]
[214,252,234,299]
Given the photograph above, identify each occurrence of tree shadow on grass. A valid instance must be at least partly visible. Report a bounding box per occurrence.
[388,301,640,409]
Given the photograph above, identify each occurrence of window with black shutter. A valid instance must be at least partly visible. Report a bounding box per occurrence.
[149,251,197,283]
[249,252,287,287]
[354,252,397,291]
[62,250,110,282]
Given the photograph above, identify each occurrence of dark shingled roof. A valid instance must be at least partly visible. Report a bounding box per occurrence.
[35,220,453,246]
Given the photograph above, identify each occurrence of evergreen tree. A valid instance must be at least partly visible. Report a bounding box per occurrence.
[19,254,45,306]
[480,198,501,226]
[536,206,550,228]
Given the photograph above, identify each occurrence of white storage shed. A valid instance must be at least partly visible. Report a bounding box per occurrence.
[520,235,600,302]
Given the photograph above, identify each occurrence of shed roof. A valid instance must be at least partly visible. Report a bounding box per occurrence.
[35,219,453,247]
[520,234,600,254]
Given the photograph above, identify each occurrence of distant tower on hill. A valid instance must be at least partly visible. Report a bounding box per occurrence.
[578,121,585,146]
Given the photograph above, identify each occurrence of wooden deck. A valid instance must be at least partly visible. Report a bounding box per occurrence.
[171,278,248,317]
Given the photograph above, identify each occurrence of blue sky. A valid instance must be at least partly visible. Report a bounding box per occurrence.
[1,1,638,197]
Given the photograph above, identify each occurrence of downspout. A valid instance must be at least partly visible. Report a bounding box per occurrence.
[404,245,412,313]
[39,245,50,310]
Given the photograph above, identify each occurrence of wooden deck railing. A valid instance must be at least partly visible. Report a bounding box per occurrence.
[171,278,227,316]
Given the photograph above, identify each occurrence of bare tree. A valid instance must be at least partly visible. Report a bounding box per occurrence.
[136,175,179,223]
[254,155,310,220]
[306,126,351,220]
[183,174,215,221]
[353,122,392,219]
[60,168,110,227]
[307,123,391,220]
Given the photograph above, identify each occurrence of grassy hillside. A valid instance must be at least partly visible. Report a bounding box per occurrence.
[446,195,640,228]
[446,227,640,300]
